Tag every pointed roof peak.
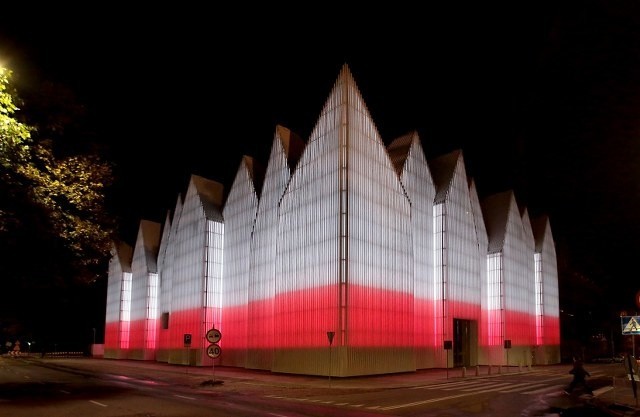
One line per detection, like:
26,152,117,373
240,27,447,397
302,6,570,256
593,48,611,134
388,131,422,176
335,62,357,89
339,62,353,77
275,125,304,169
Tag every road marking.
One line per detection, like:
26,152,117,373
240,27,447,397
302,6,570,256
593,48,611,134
381,393,472,410
266,378,570,412
415,380,482,389
499,383,548,393
442,381,495,390
461,382,512,391
268,414,290,417
59,390,71,394
382,380,566,411
174,394,195,400
523,384,565,394
89,400,107,407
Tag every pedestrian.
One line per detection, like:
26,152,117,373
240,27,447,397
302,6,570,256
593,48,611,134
564,359,593,395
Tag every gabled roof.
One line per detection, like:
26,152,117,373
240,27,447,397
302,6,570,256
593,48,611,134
241,155,266,197
531,215,551,252
276,124,304,170
387,131,418,176
429,149,462,204
173,193,183,220
157,209,172,271
304,63,382,148
139,219,161,273
481,190,513,254
191,174,224,222
468,178,488,251
111,240,133,273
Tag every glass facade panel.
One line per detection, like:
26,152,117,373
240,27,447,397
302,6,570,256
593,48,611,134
105,64,560,375
221,158,259,366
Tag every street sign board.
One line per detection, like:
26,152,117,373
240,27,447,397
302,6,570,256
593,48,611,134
183,333,192,347
621,316,640,335
206,328,222,344
207,343,221,358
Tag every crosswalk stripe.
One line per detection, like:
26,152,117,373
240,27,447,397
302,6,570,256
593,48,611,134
461,382,513,392
523,384,565,394
499,382,548,393
442,381,499,390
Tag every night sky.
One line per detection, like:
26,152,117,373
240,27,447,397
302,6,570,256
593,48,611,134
1,2,640,312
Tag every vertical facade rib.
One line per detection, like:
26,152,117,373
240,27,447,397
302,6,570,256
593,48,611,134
274,66,413,376
155,209,172,363
247,126,303,370
345,70,414,375
388,132,436,369
469,180,490,365
221,156,261,367
105,64,560,375
482,191,536,366
167,175,224,366
156,196,182,363
128,220,161,360
532,215,560,364
430,151,483,368
104,241,132,359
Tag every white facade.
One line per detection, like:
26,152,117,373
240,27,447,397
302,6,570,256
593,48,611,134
104,241,132,359
128,220,161,360
105,64,560,376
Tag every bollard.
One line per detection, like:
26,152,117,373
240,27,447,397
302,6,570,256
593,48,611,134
488,365,492,375
476,365,480,376
462,366,467,378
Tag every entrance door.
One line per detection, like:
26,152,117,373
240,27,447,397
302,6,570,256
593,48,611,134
453,319,471,367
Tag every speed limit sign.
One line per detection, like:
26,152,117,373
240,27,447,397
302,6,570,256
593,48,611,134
207,343,221,359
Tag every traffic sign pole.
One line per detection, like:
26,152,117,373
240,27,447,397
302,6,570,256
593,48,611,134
327,331,335,386
205,329,222,384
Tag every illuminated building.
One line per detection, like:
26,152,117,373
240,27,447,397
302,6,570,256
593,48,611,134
104,64,560,376
104,241,132,359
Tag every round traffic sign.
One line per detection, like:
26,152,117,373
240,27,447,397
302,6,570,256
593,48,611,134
207,343,221,358
206,328,222,343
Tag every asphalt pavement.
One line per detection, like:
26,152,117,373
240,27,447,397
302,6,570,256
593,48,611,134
7,354,640,416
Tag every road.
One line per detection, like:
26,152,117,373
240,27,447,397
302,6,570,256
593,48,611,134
0,356,636,416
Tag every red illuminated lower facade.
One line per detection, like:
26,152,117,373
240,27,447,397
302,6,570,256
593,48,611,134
104,64,560,376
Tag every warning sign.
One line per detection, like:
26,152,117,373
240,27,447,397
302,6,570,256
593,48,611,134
621,316,640,335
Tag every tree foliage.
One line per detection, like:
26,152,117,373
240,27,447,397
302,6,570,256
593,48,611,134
0,68,31,169
0,66,115,343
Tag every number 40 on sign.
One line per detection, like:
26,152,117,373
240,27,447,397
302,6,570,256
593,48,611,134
205,328,222,359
